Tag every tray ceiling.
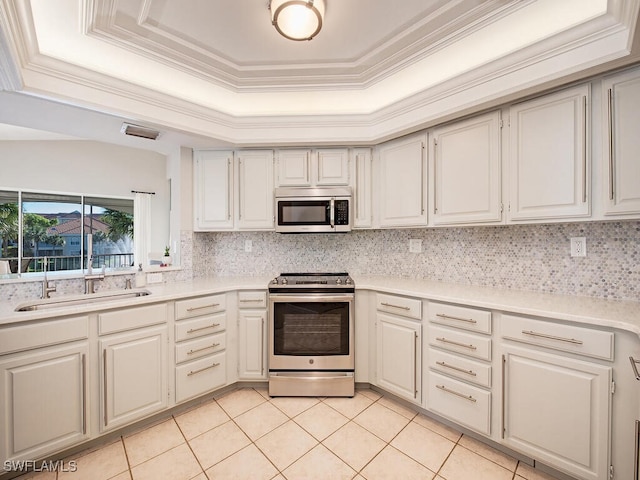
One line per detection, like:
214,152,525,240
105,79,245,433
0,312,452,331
0,0,639,148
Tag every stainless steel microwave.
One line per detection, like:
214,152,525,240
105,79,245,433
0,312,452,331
275,187,352,233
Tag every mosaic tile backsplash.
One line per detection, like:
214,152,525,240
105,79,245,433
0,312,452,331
2,222,638,302
193,221,640,302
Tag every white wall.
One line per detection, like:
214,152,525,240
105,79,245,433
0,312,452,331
0,139,170,257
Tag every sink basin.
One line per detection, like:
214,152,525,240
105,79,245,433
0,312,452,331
15,289,152,312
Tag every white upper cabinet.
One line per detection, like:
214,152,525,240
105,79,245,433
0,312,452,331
431,111,502,225
377,134,427,228
316,148,350,185
602,67,640,216
236,150,275,230
352,148,373,228
508,85,590,221
194,149,275,231
275,149,311,186
275,148,350,187
194,150,234,230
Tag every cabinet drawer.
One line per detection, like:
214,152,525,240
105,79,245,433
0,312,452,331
376,294,422,320
429,302,491,334
501,314,614,361
428,349,491,388
175,312,226,341
175,352,226,403
175,332,226,364
98,303,167,335
428,325,491,361
0,316,88,355
175,294,226,320
238,291,267,309
427,371,491,435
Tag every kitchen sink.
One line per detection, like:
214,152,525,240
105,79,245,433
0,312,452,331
14,289,152,312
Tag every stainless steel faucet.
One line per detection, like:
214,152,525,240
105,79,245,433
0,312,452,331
41,256,56,299
85,265,105,294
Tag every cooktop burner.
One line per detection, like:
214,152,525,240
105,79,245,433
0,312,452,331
269,272,354,293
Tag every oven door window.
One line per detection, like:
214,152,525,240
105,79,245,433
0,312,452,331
278,201,330,226
273,302,349,356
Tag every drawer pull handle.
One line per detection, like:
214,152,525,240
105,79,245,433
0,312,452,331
187,343,221,355
521,330,583,345
435,337,477,350
187,323,221,334
187,303,220,312
630,356,640,381
381,302,411,310
436,384,477,403
187,362,221,376
436,313,477,324
436,361,477,377
240,299,263,303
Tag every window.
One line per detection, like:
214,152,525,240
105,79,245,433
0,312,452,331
0,190,134,275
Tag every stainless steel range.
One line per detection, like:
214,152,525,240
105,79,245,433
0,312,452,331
268,272,355,397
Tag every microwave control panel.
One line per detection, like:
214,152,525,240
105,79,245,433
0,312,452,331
335,200,349,225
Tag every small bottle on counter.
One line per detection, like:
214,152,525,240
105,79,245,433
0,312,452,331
135,263,146,287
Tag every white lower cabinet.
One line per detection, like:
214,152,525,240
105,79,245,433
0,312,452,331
100,326,168,431
376,298,422,404
0,342,89,462
502,344,612,480
237,291,267,380
426,301,493,435
174,295,228,403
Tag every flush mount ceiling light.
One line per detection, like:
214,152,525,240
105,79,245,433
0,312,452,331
270,0,325,41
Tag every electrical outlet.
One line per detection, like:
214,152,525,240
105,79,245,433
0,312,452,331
409,239,422,253
570,237,586,257
146,272,163,284
244,240,252,252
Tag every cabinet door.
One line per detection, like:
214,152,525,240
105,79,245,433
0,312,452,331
353,148,372,228
376,313,421,403
316,148,350,185
238,310,267,380
276,149,311,186
432,111,502,225
0,343,88,462
378,134,427,227
100,326,168,431
237,150,274,230
194,150,234,230
602,68,640,216
502,345,611,480
508,85,590,221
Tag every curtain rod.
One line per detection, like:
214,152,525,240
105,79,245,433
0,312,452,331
131,190,156,195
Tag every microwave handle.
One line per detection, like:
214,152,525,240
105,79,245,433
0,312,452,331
330,198,335,229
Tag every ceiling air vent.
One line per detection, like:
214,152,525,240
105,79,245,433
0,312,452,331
120,123,160,140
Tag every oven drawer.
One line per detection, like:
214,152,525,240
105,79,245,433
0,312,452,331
175,294,226,320
428,349,491,388
175,312,226,341
501,314,614,360
428,325,491,361
175,332,226,364
238,291,267,309
175,352,226,403
376,294,422,320
429,302,491,334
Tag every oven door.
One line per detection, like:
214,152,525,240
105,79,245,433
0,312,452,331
269,294,354,371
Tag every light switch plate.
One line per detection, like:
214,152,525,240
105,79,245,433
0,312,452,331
244,240,253,252
409,239,422,253
570,237,586,257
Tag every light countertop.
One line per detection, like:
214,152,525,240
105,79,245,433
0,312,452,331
1,275,639,337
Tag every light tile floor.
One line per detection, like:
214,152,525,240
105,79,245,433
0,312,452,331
16,388,563,480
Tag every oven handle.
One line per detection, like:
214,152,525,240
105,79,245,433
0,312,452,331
269,294,354,303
